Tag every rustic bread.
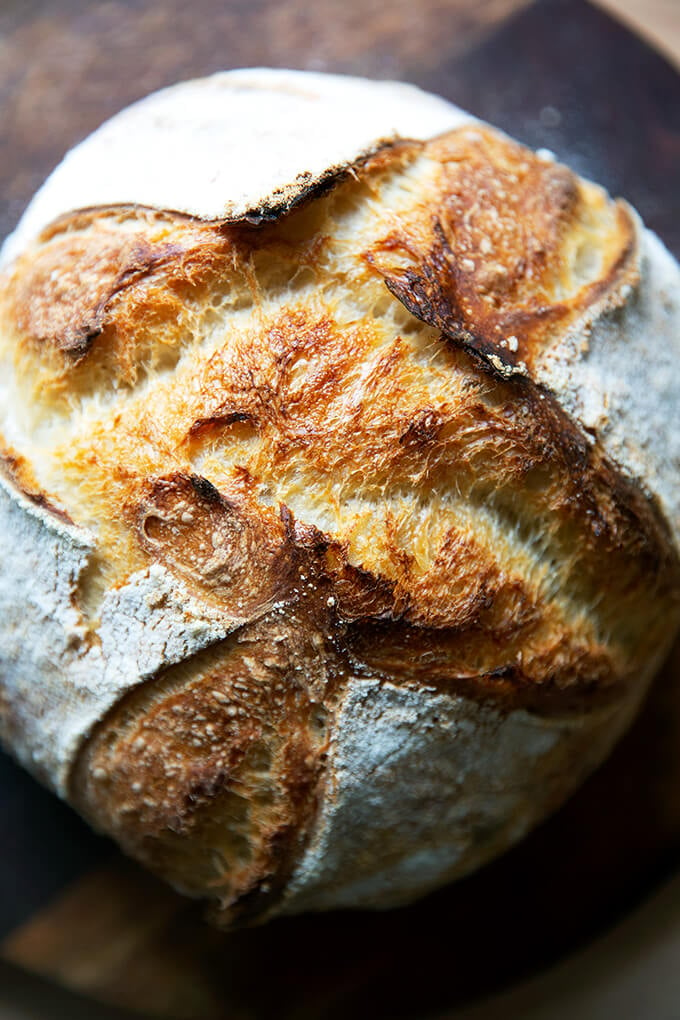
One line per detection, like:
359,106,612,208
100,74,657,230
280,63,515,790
0,69,678,925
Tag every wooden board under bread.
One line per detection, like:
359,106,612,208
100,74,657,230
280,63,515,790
0,0,679,1016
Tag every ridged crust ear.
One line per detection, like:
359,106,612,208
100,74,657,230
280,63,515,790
0,69,679,924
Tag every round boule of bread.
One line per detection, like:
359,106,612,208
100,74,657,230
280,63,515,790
0,69,678,926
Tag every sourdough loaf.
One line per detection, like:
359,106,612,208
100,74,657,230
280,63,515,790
0,69,678,924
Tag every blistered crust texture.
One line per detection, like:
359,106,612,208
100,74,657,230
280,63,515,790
0,70,679,923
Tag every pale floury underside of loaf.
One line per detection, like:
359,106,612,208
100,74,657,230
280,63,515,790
0,70,678,924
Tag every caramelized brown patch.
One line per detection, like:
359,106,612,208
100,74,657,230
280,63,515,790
187,411,259,443
321,543,397,623
72,609,336,925
344,620,620,715
135,473,297,618
367,126,638,378
4,209,240,400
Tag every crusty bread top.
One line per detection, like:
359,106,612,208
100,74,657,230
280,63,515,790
1,100,678,717
0,70,679,921
1,70,678,553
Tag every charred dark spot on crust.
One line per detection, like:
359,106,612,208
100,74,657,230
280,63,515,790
238,138,420,227
0,448,74,524
186,473,224,506
241,165,347,226
187,410,259,441
374,218,531,379
399,408,444,448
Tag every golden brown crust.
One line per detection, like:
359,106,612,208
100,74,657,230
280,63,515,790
0,447,74,524
9,211,213,358
366,128,638,377
72,609,335,925
2,122,679,922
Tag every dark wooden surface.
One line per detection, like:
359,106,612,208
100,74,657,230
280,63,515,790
0,1,679,1016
